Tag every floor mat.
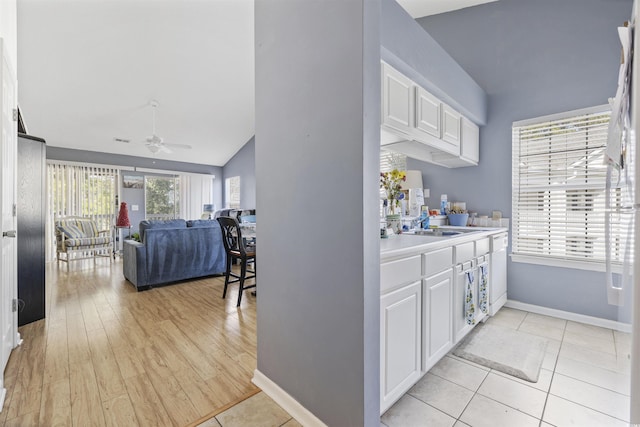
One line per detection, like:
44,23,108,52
453,323,548,382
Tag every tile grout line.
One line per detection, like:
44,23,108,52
537,314,568,427
453,368,490,425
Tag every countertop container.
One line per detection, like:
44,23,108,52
448,213,469,226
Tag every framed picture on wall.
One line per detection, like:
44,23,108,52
123,174,144,189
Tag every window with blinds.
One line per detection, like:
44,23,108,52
225,176,241,209
380,150,407,173
47,162,118,260
512,105,629,268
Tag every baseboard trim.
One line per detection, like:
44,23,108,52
0,388,6,414
252,369,327,427
505,300,632,333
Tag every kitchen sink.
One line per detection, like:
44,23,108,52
406,228,478,237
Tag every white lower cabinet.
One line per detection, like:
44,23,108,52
490,233,508,315
422,268,453,372
380,231,507,413
380,281,422,412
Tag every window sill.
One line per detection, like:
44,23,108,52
510,253,624,274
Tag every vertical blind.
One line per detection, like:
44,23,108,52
512,106,630,265
225,176,241,209
179,173,215,220
46,162,118,260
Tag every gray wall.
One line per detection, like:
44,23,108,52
255,1,380,425
414,0,633,321
47,146,224,228
120,172,145,234
222,136,255,209
380,0,487,125
47,146,223,176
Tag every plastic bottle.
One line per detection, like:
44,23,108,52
440,194,448,215
420,205,430,230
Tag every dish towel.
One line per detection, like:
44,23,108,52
465,271,476,325
479,265,488,314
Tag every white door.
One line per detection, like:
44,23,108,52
0,38,17,380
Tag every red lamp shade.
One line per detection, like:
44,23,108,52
116,202,131,227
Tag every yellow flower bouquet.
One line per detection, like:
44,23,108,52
380,169,406,215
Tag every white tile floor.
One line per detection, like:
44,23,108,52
381,307,632,427
198,307,632,427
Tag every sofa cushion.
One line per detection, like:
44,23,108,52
64,236,112,248
186,219,219,228
56,224,84,239
139,219,187,241
78,219,100,237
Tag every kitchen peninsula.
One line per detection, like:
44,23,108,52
380,226,508,413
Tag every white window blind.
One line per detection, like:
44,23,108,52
512,106,630,267
46,162,118,261
225,176,241,209
179,173,215,220
380,150,407,173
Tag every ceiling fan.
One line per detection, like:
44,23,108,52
140,100,192,154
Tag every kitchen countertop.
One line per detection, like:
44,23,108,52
380,226,508,262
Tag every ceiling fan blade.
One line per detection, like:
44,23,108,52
163,143,192,150
146,134,163,144
145,143,161,154
159,145,172,154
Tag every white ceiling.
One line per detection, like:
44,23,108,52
16,0,493,168
18,0,255,167
395,0,498,18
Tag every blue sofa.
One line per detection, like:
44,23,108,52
123,219,226,290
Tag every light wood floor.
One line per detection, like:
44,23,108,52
1,259,258,427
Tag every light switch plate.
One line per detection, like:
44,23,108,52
132,205,139,211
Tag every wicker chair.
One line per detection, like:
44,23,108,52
54,217,112,270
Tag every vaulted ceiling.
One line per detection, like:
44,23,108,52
17,0,496,167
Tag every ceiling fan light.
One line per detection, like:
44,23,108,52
147,145,160,154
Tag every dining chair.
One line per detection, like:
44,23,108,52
217,216,256,307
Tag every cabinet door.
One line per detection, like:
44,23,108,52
441,104,461,149
415,86,440,138
460,116,479,164
423,269,453,372
380,281,422,412
490,236,508,315
381,62,413,136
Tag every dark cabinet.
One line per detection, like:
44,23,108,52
17,133,46,326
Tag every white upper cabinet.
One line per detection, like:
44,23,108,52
461,116,480,164
441,104,461,148
431,116,479,167
415,86,441,139
380,61,479,168
381,62,414,136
